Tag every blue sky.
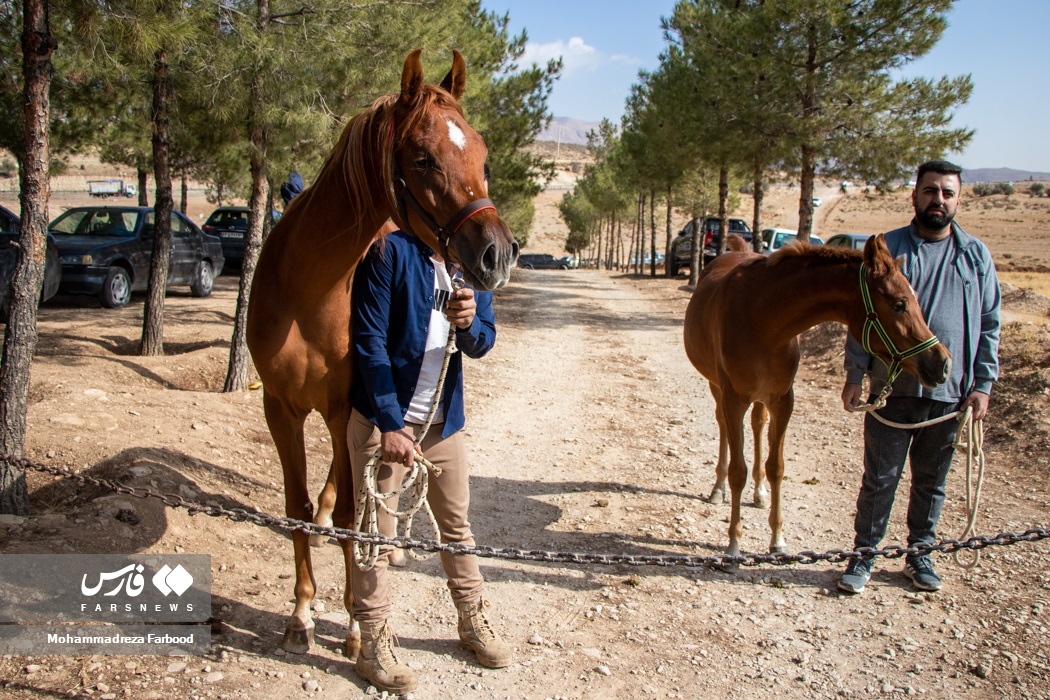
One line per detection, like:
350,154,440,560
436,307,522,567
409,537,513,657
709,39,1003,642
481,0,1050,172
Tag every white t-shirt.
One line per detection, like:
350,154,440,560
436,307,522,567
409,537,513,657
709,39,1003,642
405,260,456,424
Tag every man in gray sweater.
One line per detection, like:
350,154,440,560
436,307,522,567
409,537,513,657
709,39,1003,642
838,160,1001,594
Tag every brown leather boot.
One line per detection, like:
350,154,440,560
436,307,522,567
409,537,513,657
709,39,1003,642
456,598,512,668
354,620,418,693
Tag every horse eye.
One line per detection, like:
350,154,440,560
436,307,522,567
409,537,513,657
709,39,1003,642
415,153,436,170
892,300,907,313
483,163,491,183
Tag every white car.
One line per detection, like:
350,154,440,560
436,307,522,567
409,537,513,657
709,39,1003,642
761,228,824,254
811,196,823,207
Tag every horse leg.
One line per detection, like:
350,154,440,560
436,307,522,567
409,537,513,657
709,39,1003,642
263,391,317,654
719,392,750,572
310,464,337,548
751,403,769,509
765,390,794,554
325,410,362,662
707,385,729,504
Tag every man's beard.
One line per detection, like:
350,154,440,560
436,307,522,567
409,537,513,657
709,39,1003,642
916,205,954,230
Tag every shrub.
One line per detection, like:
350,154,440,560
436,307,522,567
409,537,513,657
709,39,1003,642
1029,183,1046,197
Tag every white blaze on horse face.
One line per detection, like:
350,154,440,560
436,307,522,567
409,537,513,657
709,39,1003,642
446,118,467,151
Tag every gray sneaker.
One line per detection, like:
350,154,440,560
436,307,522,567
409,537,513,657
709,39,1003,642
838,557,873,594
903,555,942,592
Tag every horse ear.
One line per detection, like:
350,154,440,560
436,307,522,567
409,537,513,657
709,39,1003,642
439,49,467,101
863,233,893,277
400,48,425,104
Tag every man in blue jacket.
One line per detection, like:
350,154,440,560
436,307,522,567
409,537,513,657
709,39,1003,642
839,160,1001,595
349,228,510,693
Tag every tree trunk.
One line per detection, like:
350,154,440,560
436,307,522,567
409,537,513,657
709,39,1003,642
717,166,729,256
798,23,819,239
0,0,54,515
613,215,621,272
752,167,764,253
595,214,602,270
180,169,188,214
648,189,656,277
224,18,269,391
688,214,701,288
140,48,174,356
798,144,816,238
137,168,148,207
664,183,673,277
629,193,639,274
637,196,645,275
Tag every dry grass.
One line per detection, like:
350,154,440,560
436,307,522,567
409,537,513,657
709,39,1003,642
1000,271,1050,298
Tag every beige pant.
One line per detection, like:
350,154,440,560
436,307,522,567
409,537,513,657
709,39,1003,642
349,408,484,623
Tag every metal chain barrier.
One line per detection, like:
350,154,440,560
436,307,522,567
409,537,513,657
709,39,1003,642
9,457,1048,570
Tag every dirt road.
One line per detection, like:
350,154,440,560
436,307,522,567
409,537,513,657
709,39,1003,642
1,267,1049,699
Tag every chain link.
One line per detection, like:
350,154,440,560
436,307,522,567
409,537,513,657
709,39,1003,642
10,457,1050,569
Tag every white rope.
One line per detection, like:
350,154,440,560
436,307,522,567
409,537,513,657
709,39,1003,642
352,277,462,571
848,401,986,569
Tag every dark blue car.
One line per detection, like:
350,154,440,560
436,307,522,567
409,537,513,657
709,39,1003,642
201,206,280,267
49,206,225,308
0,204,62,322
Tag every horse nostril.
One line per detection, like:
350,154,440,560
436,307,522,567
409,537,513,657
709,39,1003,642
941,358,951,382
481,243,497,273
510,241,520,262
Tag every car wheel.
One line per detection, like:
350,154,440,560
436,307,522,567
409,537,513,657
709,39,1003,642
190,260,214,297
99,267,131,308
521,264,533,270
668,258,679,276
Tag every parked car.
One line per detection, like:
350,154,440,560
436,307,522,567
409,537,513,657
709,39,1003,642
824,232,873,251
668,217,753,275
760,228,824,254
517,253,575,270
201,206,280,266
811,196,823,207
49,206,225,308
0,204,61,322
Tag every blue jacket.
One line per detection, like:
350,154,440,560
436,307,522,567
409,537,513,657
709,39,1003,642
350,230,496,439
845,220,1001,399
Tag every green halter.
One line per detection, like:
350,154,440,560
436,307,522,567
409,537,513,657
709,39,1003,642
859,262,941,387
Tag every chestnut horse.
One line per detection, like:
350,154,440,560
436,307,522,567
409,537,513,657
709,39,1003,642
246,50,517,656
684,235,951,566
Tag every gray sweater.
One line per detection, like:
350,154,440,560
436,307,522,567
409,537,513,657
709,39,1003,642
844,221,1001,401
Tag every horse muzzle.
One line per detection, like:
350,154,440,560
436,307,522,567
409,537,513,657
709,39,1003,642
914,344,952,388
452,218,518,290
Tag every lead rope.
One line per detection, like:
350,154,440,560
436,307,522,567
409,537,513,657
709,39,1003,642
353,275,465,571
848,401,986,568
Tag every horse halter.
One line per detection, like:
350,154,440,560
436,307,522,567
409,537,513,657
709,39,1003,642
392,171,496,261
858,262,941,387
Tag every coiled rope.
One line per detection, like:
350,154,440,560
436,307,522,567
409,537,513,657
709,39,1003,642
850,392,986,568
352,276,463,571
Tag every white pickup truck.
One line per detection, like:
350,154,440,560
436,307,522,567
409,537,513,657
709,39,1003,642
87,179,137,199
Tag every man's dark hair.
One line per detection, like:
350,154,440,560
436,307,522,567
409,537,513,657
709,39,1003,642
916,160,963,184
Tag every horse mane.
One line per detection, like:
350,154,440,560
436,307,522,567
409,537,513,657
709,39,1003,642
766,240,861,267
290,84,465,241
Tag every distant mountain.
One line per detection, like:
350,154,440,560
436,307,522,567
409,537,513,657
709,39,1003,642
964,167,1050,183
537,116,603,146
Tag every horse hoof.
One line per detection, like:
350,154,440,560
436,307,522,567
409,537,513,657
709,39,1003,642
753,493,769,509
308,534,330,548
388,548,408,568
281,621,315,654
714,560,740,574
707,489,726,505
346,620,361,662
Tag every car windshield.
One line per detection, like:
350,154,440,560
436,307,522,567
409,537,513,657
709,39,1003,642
51,209,140,237
206,210,249,227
